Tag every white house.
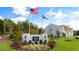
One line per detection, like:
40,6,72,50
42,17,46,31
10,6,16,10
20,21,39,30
44,24,73,37
60,25,73,37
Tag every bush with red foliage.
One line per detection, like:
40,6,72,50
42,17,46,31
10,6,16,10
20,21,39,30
48,41,56,49
10,41,24,49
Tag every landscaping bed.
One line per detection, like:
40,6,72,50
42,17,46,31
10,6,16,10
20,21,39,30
19,44,50,51
1,37,79,51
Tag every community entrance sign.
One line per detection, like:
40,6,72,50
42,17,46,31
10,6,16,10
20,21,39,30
22,33,48,44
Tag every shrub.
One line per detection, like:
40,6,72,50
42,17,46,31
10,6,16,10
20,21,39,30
40,40,42,44
29,40,32,44
50,34,54,39
43,40,47,44
22,40,28,45
75,36,79,39
9,33,15,41
35,41,38,44
10,41,23,49
63,32,66,37
48,41,56,49
9,31,22,41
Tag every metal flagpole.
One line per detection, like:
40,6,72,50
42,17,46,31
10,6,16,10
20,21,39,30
29,15,30,34
42,16,43,34
4,19,5,37
42,16,44,41
29,14,31,34
34,15,36,34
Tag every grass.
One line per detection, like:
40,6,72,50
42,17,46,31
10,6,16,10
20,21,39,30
50,37,79,51
0,39,15,51
0,43,15,51
0,37,79,51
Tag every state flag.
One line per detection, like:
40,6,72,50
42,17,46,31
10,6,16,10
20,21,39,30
42,15,48,20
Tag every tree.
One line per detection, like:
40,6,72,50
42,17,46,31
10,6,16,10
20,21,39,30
38,28,44,34
0,18,44,41
64,25,70,32
22,20,29,33
73,30,79,36
73,30,77,36
50,34,54,39
4,18,14,35
76,30,79,36
0,19,4,35
9,31,22,41
63,32,66,37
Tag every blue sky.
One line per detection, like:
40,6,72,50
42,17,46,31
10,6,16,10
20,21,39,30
0,7,79,30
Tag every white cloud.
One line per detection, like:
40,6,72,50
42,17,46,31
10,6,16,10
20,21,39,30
55,19,62,23
11,16,26,23
12,7,30,16
71,11,79,15
32,18,49,28
45,10,56,16
0,16,3,19
45,9,67,20
45,10,67,25
56,21,67,25
37,22,49,29
54,10,66,19
68,19,79,30
56,19,79,30
42,9,79,30
12,7,30,23
71,11,79,17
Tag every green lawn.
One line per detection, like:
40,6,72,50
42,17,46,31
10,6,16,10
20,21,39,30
0,37,79,51
50,37,79,51
0,41,15,51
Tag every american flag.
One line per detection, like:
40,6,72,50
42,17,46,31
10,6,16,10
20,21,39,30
30,8,38,14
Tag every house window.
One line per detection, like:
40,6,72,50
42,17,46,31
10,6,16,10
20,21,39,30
44,36,46,39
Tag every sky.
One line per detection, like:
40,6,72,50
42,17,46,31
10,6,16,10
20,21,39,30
0,7,79,30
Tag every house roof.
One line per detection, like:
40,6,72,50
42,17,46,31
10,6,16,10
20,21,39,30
45,24,73,31
45,23,59,29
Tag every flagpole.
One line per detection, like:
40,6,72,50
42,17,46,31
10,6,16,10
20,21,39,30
29,8,38,34
29,15,30,34
42,15,48,34
42,16,43,34
4,18,5,37
42,15,44,41
29,14,31,34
